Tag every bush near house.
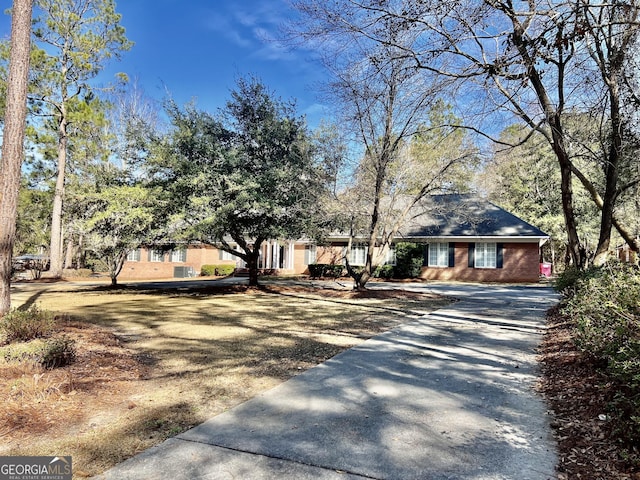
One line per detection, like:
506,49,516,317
308,264,345,279
308,264,324,278
324,265,344,277
200,265,236,277
557,263,640,464
311,243,423,280
373,264,394,279
393,243,424,279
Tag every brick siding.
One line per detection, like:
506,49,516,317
419,242,540,283
119,246,235,280
119,241,542,283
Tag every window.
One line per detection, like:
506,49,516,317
220,248,238,261
349,245,367,266
475,242,497,268
149,249,164,262
126,249,141,262
304,245,317,265
171,249,187,262
428,243,450,267
384,245,396,265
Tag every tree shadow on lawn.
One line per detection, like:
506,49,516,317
87,282,451,326
53,401,201,478
5,281,452,477
66,290,401,375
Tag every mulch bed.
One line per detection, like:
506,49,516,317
537,305,640,480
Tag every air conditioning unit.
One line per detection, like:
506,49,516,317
173,266,195,278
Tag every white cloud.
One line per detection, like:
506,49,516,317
204,14,253,48
202,1,298,62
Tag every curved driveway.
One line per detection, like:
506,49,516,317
96,282,559,480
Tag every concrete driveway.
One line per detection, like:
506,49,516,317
95,282,559,480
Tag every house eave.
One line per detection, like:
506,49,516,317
320,234,550,246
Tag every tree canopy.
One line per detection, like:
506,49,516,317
292,0,640,269
29,0,132,277
156,77,324,286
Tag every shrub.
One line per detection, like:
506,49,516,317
200,265,215,276
373,264,394,279
2,338,48,363
1,306,55,344
38,336,76,369
564,264,640,379
394,242,424,279
308,264,325,278
325,264,345,278
308,264,344,278
215,265,235,276
554,266,602,296
561,263,640,455
201,265,235,277
2,336,76,369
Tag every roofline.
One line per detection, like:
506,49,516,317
322,235,550,246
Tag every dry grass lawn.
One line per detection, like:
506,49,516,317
1,279,449,478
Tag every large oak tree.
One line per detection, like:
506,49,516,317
156,77,323,287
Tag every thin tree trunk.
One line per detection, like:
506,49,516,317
76,234,84,268
0,0,34,316
49,112,68,278
593,65,623,266
64,237,74,269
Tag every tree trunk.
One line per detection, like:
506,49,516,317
64,237,74,269
570,164,640,255
0,0,33,317
509,20,584,269
109,252,127,287
593,66,623,266
76,234,84,268
557,146,585,268
247,252,260,287
49,106,68,278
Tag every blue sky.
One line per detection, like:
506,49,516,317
1,0,330,127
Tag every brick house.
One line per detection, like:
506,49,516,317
119,241,303,280
120,195,548,283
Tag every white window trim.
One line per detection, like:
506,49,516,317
304,244,317,265
127,249,141,262
149,249,164,262
221,249,238,261
384,246,396,266
475,242,497,269
171,249,187,263
349,244,368,266
428,242,449,268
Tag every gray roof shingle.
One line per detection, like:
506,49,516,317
401,194,548,239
